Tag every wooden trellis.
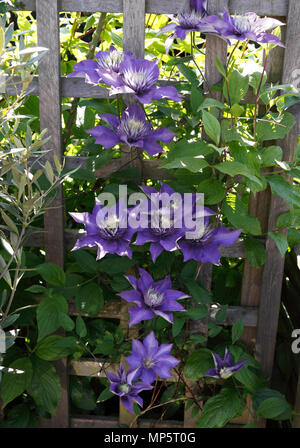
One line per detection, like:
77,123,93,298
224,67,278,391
9,0,300,428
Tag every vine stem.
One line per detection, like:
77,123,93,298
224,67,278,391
253,50,269,142
190,32,209,91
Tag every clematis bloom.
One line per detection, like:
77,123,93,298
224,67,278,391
68,45,129,84
99,55,182,104
204,348,248,379
126,332,179,383
87,102,176,156
119,268,188,326
107,364,153,413
205,12,285,47
69,198,135,260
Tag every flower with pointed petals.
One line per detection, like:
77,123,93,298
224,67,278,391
119,268,188,326
134,183,186,263
178,212,242,265
100,56,182,104
126,332,179,383
68,45,130,84
158,5,214,53
106,364,153,413
87,103,176,156
205,12,285,47
204,348,248,379
69,198,135,260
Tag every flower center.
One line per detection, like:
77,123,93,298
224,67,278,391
219,367,233,379
98,214,121,239
123,69,148,92
233,16,252,34
178,11,202,29
143,356,154,368
120,383,130,394
118,117,149,141
190,225,213,245
144,288,164,308
103,50,124,71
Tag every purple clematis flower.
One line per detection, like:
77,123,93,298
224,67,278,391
178,213,242,265
87,103,176,156
107,364,153,413
119,268,188,326
134,183,186,263
205,12,285,47
69,198,135,260
204,348,248,379
68,45,129,84
158,4,214,53
125,332,179,383
99,55,182,104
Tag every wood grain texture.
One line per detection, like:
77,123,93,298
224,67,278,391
16,0,289,16
36,0,68,428
123,0,145,58
5,75,259,103
256,0,300,382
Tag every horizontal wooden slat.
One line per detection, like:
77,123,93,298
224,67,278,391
5,76,259,103
24,227,246,258
68,300,257,326
15,0,289,16
70,416,183,428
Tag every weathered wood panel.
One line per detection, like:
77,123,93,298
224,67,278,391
16,0,289,16
36,0,68,428
70,416,183,428
256,0,300,382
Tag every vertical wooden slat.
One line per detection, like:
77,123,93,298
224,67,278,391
256,0,300,382
36,0,68,428
119,0,146,427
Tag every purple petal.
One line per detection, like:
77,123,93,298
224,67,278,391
120,396,134,413
141,368,156,384
71,234,98,251
150,242,164,263
153,309,173,324
158,22,177,35
224,348,233,366
132,339,147,359
138,268,154,291
213,227,242,247
159,299,185,312
152,85,182,102
100,113,120,129
151,128,176,143
212,353,224,371
106,371,119,383
155,344,173,358
135,230,157,246
87,125,121,148
143,331,159,357
118,289,143,305
164,289,189,300
204,368,219,378
153,363,173,379
128,306,154,326
142,137,164,156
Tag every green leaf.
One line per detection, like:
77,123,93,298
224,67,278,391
214,54,227,78
184,348,214,380
75,282,104,317
25,285,47,294
162,156,208,172
197,179,226,205
190,87,204,113
257,397,292,420
223,203,261,235
256,112,296,142
224,69,249,105
185,280,212,304
235,366,266,394
97,387,114,403
268,176,300,207
0,358,32,408
232,318,244,344
71,378,97,411
288,228,300,247
197,388,244,428
260,146,283,167
73,250,99,273
202,110,221,145
268,232,289,257
215,161,263,187
177,64,198,86
27,357,61,415
35,335,74,361
58,312,75,331
244,237,266,268
98,255,135,274
37,294,68,340
37,263,65,286
76,315,87,338
94,332,115,355
172,314,186,338
185,306,210,320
